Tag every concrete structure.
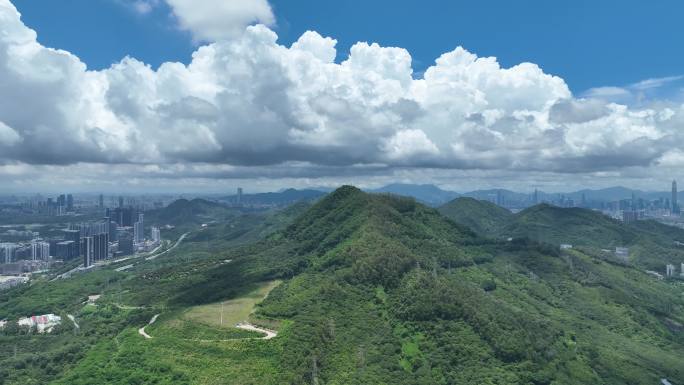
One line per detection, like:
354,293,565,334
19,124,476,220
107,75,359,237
31,241,50,261
681,263,684,277
673,180,679,214
1,243,18,264
134,213,144,244
83,236,94,268
0,276,28,290
56,241,77,260
666,264,676,277
17,314,61,333
151,226,161,244
615,247,629,261
118,231,134,256
560,244,573,250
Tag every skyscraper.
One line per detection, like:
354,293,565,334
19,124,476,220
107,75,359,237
83,236,94,268
134,213,144,244
151,227,161,243
66,194,73,211
31,241,50,261
237,187,243,204
99,194,104,209
672,180,679,214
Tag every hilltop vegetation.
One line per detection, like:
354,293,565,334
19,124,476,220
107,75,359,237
2,187,684,384
145,198,239,227
441,199,684,270
438,197,512,237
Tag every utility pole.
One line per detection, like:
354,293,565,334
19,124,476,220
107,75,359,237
220,302,224,326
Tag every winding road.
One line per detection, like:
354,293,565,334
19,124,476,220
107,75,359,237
146,232,189,261
138,314,160,339
236,323,278,340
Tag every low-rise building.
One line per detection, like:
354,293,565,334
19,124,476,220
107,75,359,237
17,313,61,333
615,247,630,261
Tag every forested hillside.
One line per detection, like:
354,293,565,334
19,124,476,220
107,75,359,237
438,197,513,237
441,199,684,271
1,187,683,384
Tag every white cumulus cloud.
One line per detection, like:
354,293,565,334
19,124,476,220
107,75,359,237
1,0,684,190
165,0,275,42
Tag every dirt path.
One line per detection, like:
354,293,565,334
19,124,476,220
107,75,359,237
236,322,277,340
138,314,160,339
67,314,79,330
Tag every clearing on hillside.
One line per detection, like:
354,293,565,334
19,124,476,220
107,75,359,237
182,280,281,329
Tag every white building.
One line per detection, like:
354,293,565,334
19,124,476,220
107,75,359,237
615,247,630,261
0,243,18,264
666,264,676,277
0,276,28,290
17,314,61,333
151,226,161,244
681,263,684,277
83,236,94,267
31,241,50,261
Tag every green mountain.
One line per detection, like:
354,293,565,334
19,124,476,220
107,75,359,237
145,198,240,226
2,187,683,384
503,203,634,246
438,197,513,237
371,183,460,206
441,198,684,271
501,204,684,270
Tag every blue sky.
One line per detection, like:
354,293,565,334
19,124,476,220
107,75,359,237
13,0,684,94
2,0,684,193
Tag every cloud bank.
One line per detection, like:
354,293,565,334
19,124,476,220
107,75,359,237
1,0,684,191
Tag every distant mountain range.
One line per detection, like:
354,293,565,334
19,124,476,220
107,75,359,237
369,183,460,206
195,184,682,209
367,184,684,207
221,188,325,206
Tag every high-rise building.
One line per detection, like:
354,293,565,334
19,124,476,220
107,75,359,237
151,227,161,243
1,243,18,264
106,207,136,227
31,241,50,261
83,236,94,267
134,213,144,244
66,194,74,211
672,180,679,214
62,229,81,257
99,194,104,209
118,196,124,208
666,264,676,277
118,231,134,256
56,241,77,260
237,187,243,204
93,233,109,261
